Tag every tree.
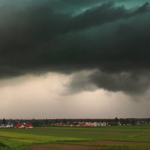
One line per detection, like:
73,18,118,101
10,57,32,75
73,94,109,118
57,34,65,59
131,120,136,125
45,118,49,125
32,121,41,127
125,119,129,124
120,118,126,125
62,119,67,124
3,118,6,124
55,119,59,123
115,117,118,122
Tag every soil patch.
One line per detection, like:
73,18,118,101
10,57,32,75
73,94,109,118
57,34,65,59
27,144,107,150
27,141,150,150
88,141,150,146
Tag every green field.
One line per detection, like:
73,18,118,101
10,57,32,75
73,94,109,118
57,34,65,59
0,125,150,149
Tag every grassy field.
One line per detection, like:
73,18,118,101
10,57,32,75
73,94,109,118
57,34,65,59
0,125,150,149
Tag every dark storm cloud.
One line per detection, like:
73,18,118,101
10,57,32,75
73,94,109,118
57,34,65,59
66,2,150,31
63,71,98,95
62,0,102,6
62,0,130,5
89,71,150,96
1,0,150,96
65,69,150,96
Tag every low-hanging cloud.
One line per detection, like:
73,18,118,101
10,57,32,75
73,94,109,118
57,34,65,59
89,71,150,96
1,0,150,96
63,70,98,95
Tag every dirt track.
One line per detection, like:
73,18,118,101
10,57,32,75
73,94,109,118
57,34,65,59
27,141,150,150
89,141,150,146
27,144,106,150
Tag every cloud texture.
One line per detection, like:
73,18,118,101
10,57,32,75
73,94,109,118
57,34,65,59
1,0,150,96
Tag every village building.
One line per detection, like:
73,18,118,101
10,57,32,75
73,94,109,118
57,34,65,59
26,124,34,129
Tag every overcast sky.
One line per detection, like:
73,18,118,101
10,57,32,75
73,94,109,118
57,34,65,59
1,0,150,119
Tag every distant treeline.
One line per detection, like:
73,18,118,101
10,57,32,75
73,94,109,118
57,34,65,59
1,117,149,127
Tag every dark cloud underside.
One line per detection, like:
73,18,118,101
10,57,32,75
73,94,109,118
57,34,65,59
1,0,150,96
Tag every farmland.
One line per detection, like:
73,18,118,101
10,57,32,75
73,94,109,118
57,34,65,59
0,125,150,149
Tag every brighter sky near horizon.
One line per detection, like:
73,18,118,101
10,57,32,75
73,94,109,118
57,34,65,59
0,72,149,119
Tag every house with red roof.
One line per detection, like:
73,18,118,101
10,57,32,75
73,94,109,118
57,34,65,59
18,124,25,129
26,124,34,129
14,123,20,128
14,123,25,129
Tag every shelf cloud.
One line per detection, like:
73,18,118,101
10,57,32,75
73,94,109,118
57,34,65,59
1,0,150,96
